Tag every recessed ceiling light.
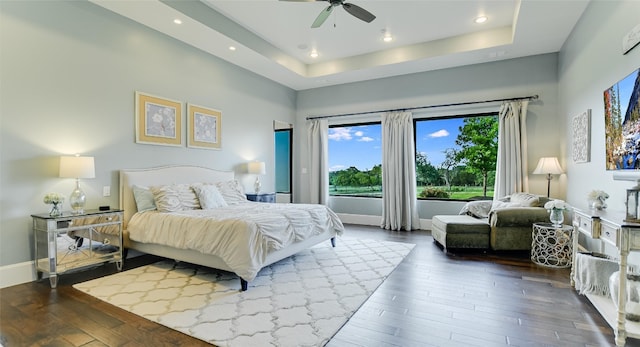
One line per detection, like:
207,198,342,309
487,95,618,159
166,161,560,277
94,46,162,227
474,16,488,24
229,46,236,51
310,50,319,58
383,33,393,42
173,19,182,25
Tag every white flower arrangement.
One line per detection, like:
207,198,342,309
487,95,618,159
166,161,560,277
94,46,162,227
588,190,609,201
43,192,65,205
544,199,570,210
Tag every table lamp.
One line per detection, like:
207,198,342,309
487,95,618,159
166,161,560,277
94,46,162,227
533,157,564,198
59,155,95,214
248,161,266,194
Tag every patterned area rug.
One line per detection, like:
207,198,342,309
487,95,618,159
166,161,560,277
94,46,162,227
73,238,415,347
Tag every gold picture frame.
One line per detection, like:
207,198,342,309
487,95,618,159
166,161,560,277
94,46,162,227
187,103,221,150
135,91,183,146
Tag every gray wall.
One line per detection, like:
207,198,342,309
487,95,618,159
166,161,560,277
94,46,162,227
0,1,296,267
295,53,562,218
559,0,640,212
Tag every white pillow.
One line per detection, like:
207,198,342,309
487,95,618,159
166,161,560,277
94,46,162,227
459,200,493,218
150,184,200,212
132,185,156,212
215,180,247,205
192,185,228,209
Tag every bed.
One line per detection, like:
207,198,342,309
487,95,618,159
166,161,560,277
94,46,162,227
119,165,344,291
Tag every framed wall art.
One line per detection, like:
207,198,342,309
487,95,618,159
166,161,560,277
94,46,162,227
135,91,183,146
187,103,221,150
572,109,591,163
604,67,640,171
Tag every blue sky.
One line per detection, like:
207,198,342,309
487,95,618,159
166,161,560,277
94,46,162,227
616,68,638,118
328,118,465,172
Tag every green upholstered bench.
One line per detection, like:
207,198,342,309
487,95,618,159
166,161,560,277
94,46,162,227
431,214,491,250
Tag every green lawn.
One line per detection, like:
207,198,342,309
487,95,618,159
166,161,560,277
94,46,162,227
329,185,493,200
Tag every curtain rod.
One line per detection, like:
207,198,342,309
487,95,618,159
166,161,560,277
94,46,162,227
305,95,539,121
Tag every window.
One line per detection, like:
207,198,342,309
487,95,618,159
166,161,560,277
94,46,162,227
327,113,498,200
414,113,498,200
328,123,382,197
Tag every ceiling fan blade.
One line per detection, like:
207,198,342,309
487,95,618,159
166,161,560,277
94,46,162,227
311,5,333,28
342,3,376,23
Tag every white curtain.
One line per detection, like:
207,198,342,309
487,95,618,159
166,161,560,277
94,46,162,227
307,119,329,205
494,100,530,199
381,111,420,231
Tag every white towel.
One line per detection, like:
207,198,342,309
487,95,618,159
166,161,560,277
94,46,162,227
574,252,619,297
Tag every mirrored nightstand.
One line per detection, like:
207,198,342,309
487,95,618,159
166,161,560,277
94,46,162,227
31,209,123,288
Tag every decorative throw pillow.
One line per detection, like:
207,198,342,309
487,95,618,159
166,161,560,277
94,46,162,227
132,185,156,212
459,200,493,218
150,184,200,212
509,192,540,207
192,184,228,209
215,180,247,205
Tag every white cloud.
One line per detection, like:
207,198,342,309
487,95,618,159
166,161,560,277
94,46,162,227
354,131,364,137
328,128,352,141
358,136,374,142
329,165,346,172
429,129,449,138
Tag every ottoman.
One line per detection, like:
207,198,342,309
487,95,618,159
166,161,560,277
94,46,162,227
431,215,491,250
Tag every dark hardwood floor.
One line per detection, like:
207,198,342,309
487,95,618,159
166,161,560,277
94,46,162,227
0,224,634,346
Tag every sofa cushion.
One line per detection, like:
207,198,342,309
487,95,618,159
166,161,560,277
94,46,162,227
509,193,540,207
432,215,490,234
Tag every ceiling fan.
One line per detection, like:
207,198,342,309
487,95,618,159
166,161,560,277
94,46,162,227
281,0,376,28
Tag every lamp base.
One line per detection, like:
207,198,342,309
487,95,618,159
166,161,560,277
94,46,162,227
69,180,86,215
254,176,261,194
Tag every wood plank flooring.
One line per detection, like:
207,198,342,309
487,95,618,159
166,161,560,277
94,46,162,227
0,224,635,346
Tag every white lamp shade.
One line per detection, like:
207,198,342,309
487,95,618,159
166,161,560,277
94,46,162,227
59,156,95,179
248,161,266,175
533,157,564,175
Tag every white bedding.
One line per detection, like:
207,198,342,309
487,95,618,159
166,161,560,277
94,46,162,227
127,201,344,281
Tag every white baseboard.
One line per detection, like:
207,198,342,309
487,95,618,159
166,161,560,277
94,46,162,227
0,260,37,289
337,213,431,231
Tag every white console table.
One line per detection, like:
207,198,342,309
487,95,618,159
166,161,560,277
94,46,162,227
572,208,640,346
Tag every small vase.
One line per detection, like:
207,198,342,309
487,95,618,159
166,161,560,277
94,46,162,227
49,203,61,217
590,197,607,210
549,208,564,227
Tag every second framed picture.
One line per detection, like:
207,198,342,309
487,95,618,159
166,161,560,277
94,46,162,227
187,104,222,149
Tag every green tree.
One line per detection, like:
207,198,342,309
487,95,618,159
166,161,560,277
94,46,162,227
440,148,458,191
415,152,440,186
334,166,360,191
369,164,382,189
454,116,498,196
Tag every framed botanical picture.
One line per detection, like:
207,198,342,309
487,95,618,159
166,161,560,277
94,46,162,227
135,91,183,146
572,109,591,163
187,103,222,149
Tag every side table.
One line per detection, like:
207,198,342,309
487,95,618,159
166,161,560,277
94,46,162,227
246,192,276,203
32,209,123,288
531,222,573,268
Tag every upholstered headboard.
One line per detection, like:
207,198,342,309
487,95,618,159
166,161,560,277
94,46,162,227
119,165,234,228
